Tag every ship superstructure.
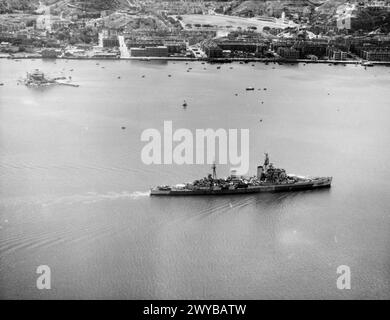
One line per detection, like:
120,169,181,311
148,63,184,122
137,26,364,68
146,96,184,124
150,154,332,196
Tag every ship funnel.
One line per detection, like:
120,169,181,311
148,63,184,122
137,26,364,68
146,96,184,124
257,166,263,178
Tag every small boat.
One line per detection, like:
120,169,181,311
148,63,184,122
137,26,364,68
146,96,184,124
362,61,374,67
182,100,187,107
246,87,255,91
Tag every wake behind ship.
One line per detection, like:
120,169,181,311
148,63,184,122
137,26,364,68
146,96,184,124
150,154,332,196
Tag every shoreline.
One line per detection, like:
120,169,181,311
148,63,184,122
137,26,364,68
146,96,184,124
1,55,390,65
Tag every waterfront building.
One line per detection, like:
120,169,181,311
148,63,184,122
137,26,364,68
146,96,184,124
216,40,268,55
41,48,61,58
362,48,390,61
349,36,390,56
92,52,119,58
164,40,187,54
64,48,86,58
298,39,329,58
130,46,169,57
326,46,348,60
200,39,223,58
270,39,296,51
277,47,300,59
103,37,119,48
126,39,164,48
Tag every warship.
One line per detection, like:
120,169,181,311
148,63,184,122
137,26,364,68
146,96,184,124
150,154,332,196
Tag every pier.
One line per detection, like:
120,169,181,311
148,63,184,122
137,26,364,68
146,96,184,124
118,35,130,59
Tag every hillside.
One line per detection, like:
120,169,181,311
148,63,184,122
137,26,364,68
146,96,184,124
227,0,318,17
0,0,40,13
67,0,122,12
0,0,131,14
0,0,342,17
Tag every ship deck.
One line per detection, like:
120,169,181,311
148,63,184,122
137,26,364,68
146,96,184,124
150,177,332,196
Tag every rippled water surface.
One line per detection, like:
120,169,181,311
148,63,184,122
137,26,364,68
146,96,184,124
0,59,390,299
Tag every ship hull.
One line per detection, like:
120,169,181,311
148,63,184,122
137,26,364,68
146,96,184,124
150,177,332,196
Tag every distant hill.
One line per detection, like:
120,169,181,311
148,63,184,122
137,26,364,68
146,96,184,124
67,0,122,12
0,0,131,14
227,0,319,17
0,0,40,13
0,0,218,15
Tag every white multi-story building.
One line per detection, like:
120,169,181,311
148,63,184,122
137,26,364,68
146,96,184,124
336,3,358,30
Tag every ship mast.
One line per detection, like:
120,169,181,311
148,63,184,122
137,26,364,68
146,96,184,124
264,153,269,171
212,162,217,180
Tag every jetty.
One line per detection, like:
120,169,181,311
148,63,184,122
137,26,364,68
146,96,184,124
24,69,79,87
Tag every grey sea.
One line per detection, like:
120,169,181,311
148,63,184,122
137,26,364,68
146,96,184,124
0,59,389,299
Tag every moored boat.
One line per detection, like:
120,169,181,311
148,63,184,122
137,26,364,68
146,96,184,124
362,61,374,67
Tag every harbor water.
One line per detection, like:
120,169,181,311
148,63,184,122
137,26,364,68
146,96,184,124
0,59,389,299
